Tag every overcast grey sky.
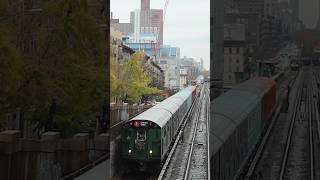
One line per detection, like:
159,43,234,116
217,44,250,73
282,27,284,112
299,0,318,28
110,0,210,70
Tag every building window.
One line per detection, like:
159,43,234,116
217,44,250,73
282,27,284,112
236,48,240,53
229,57,232,63
236,66,239,72
236,59,239,63
229,48,232,54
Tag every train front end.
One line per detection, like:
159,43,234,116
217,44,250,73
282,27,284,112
121,120,161,171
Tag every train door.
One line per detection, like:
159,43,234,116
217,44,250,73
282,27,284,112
178,106,182,125
167,125,170,145
136,129,147,151
161,129,163,158
147,126,161,159
163,125,168,154
170,116,174,140
169,120,172,141
176,110,180,130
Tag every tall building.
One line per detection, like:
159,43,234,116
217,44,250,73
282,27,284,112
158,57,201,90
141,0,150,10
291,0,299,22
225,0,264,15
279,1,294,34
150,9,164,45
111,0,163,45
160,45,180,58
200,58,204,71
211,0,224,98
223,24,249,87
130,0,164,45
317,0,320,29
264,0,280,18
225,0,285,59
224,0,264,57
260,0,283,57
158,58,181,89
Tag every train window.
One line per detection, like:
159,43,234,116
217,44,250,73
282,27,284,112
137,129,146,141
140,121,148,127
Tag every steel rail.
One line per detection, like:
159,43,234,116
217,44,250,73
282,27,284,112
184,84,209,180
314,69,320,142
279,71,304,180
241,70,299,179
206,84,211,180
309,72,315,180
157,86,202,180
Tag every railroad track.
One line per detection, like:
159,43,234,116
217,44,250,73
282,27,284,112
240,69,301,179
279,67,313,180
158,83,209,180
241,66,320,180
114,86,203,180
184,84,210,180
311,67,320,179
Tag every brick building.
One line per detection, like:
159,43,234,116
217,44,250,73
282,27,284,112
224,24,249,87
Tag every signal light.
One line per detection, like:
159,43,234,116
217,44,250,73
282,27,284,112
149,150,152,154
128,149,132,154
148,122,154,127
133,121,140,128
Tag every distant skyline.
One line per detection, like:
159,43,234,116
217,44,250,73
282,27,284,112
110,0,210,70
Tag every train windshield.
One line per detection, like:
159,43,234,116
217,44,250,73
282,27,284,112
137,129,146,141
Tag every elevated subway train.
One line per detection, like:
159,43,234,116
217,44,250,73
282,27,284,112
210,77,276,180
121,86,197,171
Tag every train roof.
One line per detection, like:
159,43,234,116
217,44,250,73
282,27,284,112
168,86,195,102
210,78,274,155
181,86,196,93
233,77,275,98
130,108,172,127
128,86,195,128
152,97,183,114
210,90,258,155
213,90,259,124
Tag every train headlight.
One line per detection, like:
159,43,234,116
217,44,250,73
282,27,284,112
128,149,132,154
149,150,152,154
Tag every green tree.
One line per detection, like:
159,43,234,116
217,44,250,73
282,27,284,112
110,56,120,100
0,0,22,129
0,33,22,129
111,52,159,104
0,0,108,137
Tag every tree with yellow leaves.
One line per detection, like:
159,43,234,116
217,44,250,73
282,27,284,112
110,52,159,104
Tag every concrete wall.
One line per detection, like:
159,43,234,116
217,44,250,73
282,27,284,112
110,103,153,127
0,130,109,180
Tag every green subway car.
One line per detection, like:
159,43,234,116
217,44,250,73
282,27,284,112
121,86,196,171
